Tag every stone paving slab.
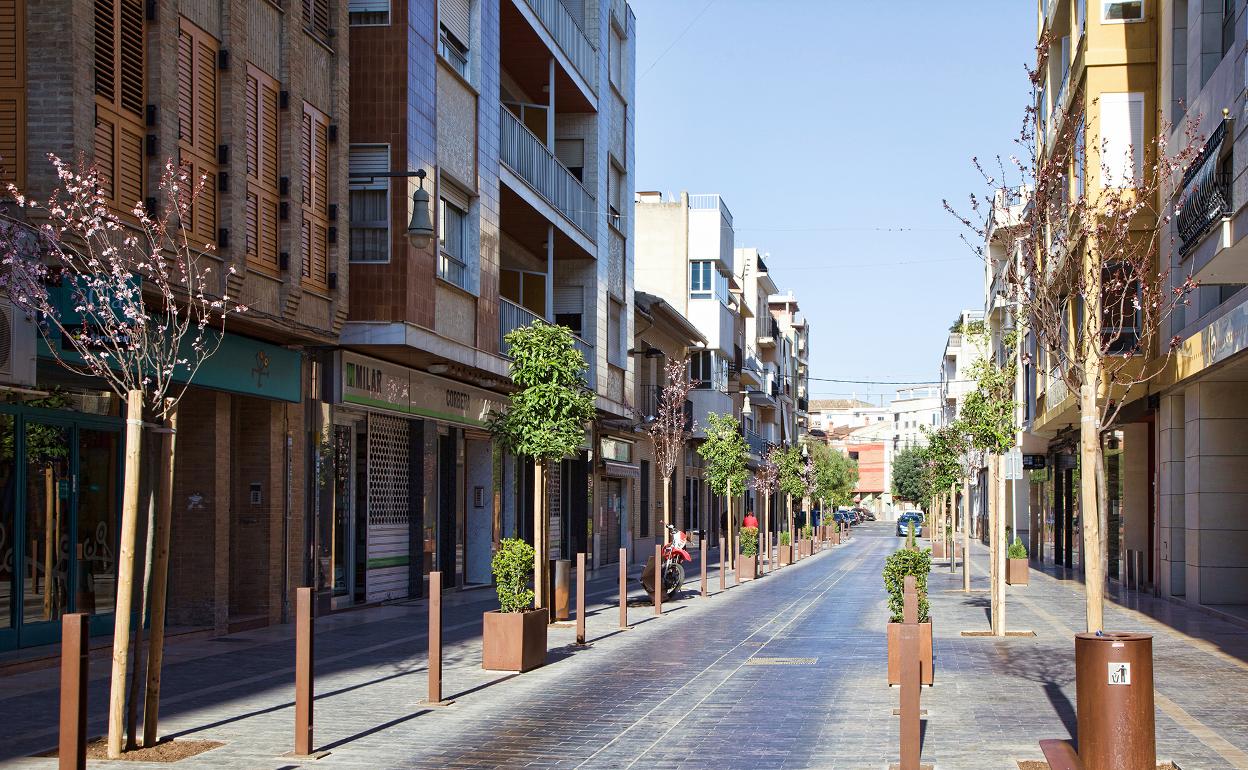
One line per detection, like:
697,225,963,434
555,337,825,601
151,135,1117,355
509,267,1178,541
1,528,1247,769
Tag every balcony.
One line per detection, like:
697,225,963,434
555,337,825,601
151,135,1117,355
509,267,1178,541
638,383,658,419
500,106,597,242
1178,120,1232,259
500,298,596,388
745,428,767,458
518,0,598,95
688,194,735,270
757,317,779,348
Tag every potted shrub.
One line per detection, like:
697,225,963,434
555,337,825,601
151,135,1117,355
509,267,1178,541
778,531,792,566
482,538,548,672
1006,537,1029,585
799,524,814,557
884,545,934,685
738,526,759,581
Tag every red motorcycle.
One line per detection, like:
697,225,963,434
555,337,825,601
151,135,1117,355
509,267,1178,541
642,524,692,600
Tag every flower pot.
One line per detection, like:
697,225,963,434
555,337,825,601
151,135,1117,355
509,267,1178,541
482,608,548,672
799,539,812,557
1006,558,1029,585
778,545,792,566
739,554,757,581
831,531,841,545
932,540,946,558
920,527,930,540
887,620,934,686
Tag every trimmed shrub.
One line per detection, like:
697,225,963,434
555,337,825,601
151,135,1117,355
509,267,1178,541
1008,536,1027,560
779,531,791,546
740,526,759,557
883,546,932,623
492,538,535,613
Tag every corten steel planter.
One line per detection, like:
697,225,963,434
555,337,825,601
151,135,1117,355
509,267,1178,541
1006,558,1029,585
886,620,933,686
799,539,812,557
831,531,841,545
738,554,757,581
482,609,548,672
778,545,792,566
920,526,930,540
1075,632,1155,770
932,540,946,558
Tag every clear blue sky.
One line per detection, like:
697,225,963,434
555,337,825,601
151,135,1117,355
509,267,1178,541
631,0,1036,404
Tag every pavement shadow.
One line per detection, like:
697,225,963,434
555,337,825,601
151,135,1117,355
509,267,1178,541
998,648,1078,742
316,707,432,752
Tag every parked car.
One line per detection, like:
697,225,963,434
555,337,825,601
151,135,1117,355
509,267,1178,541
855,507,876,522
896,512,924,537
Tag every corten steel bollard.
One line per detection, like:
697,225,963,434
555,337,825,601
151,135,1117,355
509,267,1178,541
700,538,708,597
654,544,663,615
718,537,726,591
619,549,628,629
424,572,452,706
295,586,314,756
1075,632,1155,770
734,546,740,586
896,576,926,770
59,613,88,770
575,553,587,645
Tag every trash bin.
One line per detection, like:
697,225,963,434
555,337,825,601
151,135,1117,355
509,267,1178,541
1075,631,1155,770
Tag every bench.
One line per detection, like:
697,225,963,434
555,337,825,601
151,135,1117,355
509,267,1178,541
1039,739,1084,770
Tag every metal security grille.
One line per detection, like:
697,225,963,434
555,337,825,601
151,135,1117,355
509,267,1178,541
745,657,817,666
367,414,409,526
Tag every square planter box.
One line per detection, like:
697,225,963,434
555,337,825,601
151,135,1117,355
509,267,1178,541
739,554,758,581
886,620,934,686
799,540,812,557
920,527,930,540
1006,558,1029,585
932,540,946,558
778,545,793,566
482,609,548,672
832,531,841,545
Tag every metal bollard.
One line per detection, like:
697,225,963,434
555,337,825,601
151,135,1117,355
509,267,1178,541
719,537,726,591
654,544,663,616
898,622,922,769
700,538,708,597
576,553,587,645
59,613,88,770
619,549,628,629
424,572,452,706
294,586,314,756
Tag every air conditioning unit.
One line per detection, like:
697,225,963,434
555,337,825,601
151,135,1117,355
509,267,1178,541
0,296,37,387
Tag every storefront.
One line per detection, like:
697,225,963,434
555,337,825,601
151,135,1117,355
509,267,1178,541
329,352,506,604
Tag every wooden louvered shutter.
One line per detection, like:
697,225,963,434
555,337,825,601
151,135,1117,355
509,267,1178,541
245,64,280,275
304,0,330,41
176,18,218,248
0,0,24,188
94,0,145,213
300,103,330,290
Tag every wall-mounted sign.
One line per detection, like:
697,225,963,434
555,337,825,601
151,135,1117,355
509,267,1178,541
338,351,506,427
1023,454,1047,470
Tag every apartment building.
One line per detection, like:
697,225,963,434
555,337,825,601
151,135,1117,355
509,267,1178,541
1155,0,1248,616
0,0,349,650
736,247,788,519
634,191,747,543
768,290,807,444
1028,0,1158,585
939,309,986,425
808,399,890,434
339,0,637,595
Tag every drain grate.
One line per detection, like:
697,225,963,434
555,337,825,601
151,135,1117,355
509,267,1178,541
746,656,817,666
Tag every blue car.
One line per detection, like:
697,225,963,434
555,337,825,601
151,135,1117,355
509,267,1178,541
896,512,924,537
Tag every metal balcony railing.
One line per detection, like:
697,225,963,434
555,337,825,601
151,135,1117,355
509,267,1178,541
500,106,597,242
745,428,767,457
500,298,595,388
639,383,659,419
520,0,598,94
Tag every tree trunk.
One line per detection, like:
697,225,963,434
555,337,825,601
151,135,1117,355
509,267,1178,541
949,483,956,573
533,459,546,609
142,408,177,747
1080,380,1105,632
990,454,1004,636
127,453,156,750
787,494,794,547
726,480,734,571
1095,439,1109,588
763,490,770,570
107,390,144,758
962,476,972,591
662,475,671,545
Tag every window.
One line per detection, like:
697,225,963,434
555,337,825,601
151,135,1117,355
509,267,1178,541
1223,0,1236,58
349,0,389,25
1077,0,1087,34
555,138,584,182
609,26,623,89
1102,263,1141,354
438,0,471,76
349,145,390,262
601,436,632,462
301,103,332,291
690,261,713,298
1100,92,1144,187
608,298,625,367
1102,1,1143,22
177,19,219,249
608,162,623,230
1073,118,1085,198
94,0,146,213
245,64,281,275
303,0,331,41
1172,0,1188,122
690,350,712,388
0,0,24,189
554,285,583,336
438,198,467,288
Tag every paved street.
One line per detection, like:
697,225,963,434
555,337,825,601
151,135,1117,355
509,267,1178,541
2,525,1248,769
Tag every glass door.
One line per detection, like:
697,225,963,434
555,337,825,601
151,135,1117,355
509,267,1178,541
22,420,71,642
0,414,15,649
76,429,119,623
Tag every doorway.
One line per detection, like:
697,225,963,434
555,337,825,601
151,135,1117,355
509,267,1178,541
0,406,123,650
331,420,367,609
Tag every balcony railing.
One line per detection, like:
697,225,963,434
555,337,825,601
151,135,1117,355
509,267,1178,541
500,298,595,388
520,0,598,94
1178,119,1232,258
745,428,767,457
639,383,659,419
500,106,597,241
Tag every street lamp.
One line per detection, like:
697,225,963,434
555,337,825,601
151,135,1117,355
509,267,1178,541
347,168,435,249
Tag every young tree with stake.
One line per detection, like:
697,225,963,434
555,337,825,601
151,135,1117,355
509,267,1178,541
697,412,749,572
0,158,245,755
647,357,695,543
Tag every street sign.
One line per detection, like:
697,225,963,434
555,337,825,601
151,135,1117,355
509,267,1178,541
1108,662,1131,685
1004,448,1023,480
1023,454,1047,470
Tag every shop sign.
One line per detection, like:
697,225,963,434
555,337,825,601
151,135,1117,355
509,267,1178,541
340,352,506,426
1022,454,1047,470
1181,297,1248,379
343,354,411,414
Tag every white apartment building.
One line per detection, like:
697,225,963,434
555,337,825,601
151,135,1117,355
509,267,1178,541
893,387,943,451
940,309,987,425
808,399,891,433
